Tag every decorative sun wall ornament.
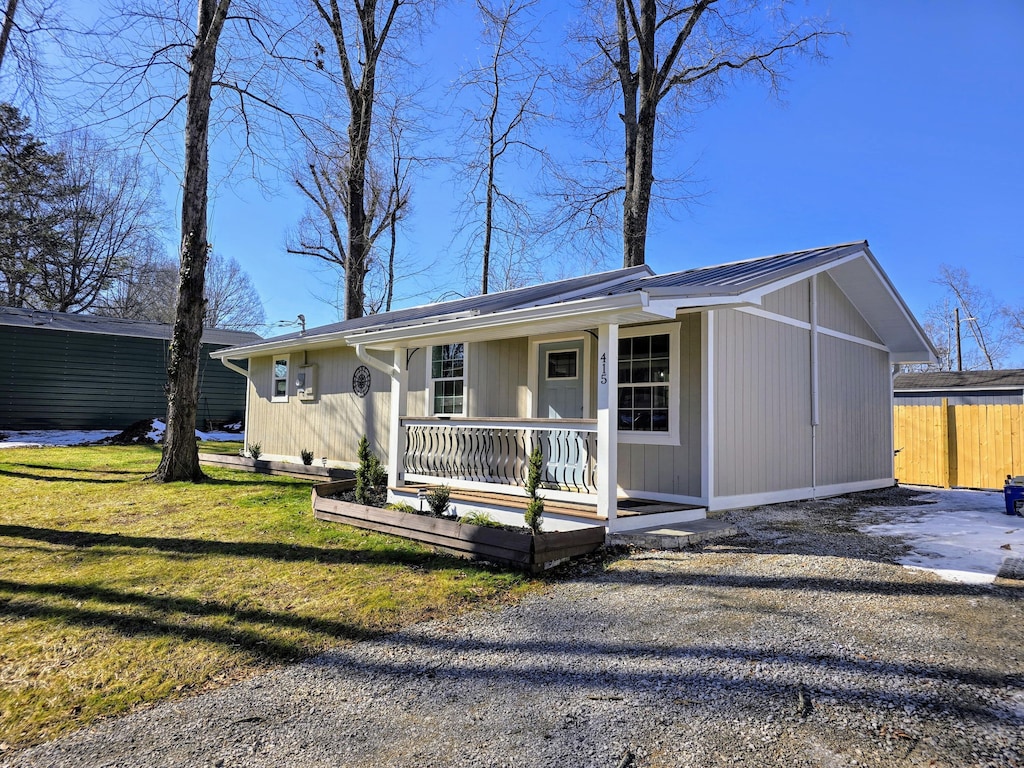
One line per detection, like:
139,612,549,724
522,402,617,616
352,365,371,397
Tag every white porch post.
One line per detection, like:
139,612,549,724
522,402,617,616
596,323,619,526
387,347,408,489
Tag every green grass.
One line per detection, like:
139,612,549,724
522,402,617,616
195,440,244,455
0,446,536,749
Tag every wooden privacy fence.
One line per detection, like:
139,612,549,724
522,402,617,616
893,401,1024,490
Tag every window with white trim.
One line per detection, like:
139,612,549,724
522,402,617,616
430,343,465,414
617,324,679,444
272,357,289,402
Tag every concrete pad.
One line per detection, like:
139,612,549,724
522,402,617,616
607,518,739,549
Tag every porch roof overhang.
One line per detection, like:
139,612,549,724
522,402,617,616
340,291,682,350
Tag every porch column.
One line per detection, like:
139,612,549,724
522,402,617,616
387,347,408,489
596,323,619,525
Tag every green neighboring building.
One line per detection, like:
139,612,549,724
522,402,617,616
0,307,260,431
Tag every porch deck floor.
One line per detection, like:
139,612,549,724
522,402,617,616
394,483,703,523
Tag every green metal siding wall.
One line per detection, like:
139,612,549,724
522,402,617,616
0,325,247,430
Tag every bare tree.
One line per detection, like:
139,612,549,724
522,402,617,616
0,0,63,112
564,0,839,267
203,252,266,330
33,130,163,312
453,0,548,295
300,0,425,320
80,0,310,481
150,0,234,482
932,264,1011,370
95,243,178,322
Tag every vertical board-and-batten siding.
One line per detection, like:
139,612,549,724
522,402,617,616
617,313,703,498
246,347,390,465
0,324,245,430
467,338,529,417
713,274,892,499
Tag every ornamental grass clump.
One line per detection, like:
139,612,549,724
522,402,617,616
523,445,544,534
355,435,387,506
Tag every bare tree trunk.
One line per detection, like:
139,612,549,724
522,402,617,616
0,0,19,71
153,0,230,483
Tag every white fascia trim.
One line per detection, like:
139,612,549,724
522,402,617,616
344,293,662,348
210,332,350,360
735,306,890,353
708,477,894,512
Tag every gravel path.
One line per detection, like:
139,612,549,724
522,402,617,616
6,489,1022,768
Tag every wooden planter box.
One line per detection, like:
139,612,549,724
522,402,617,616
198,453,355,483
311,482,605,573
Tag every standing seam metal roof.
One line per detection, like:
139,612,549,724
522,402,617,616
600,242,867,296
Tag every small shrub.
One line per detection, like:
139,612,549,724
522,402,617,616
425,485,450,517
385,501,416,514
461,510,497,527
355,435,387,506
300,448,314,465
249,442,262,460
523,445,544,533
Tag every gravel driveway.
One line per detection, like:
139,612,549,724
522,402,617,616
6,488,1022,768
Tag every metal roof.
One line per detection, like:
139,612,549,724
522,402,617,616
0,307,262,346
212,240,933,364
894,370,1024,391
600,242,867,297
257,264,654,344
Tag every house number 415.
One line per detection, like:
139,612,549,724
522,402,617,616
599,353,607,385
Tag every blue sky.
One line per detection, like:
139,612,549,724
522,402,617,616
189,1,1023,358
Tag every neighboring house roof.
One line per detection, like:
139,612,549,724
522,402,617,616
894,370,1024,392
212,241,935,364
0,307,262,346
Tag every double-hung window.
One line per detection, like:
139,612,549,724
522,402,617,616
617,324,679,444
430,343,465,414
272,356,289,402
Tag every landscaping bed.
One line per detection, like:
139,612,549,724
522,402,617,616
198,452,354,482
312,481,606,573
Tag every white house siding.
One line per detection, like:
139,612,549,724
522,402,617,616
246,347,390,465
713,309,813,498
617,313,703,498
817,273,883,343
816,335,893,486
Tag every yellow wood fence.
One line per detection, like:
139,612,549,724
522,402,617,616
893,400,1024,490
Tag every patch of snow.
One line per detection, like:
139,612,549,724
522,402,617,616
860,486,1024,584
0,429,120,448
0,422,243,449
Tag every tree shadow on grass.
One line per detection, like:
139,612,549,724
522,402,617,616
0,524,460,569
0,578,377,662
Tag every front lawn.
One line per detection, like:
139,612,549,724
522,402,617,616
0,446,536,750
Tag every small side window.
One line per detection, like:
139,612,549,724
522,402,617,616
272,357,289,402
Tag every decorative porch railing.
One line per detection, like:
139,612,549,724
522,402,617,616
402,418,598,494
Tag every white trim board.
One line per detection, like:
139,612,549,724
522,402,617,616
735,306,890,353
708,478,895,512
